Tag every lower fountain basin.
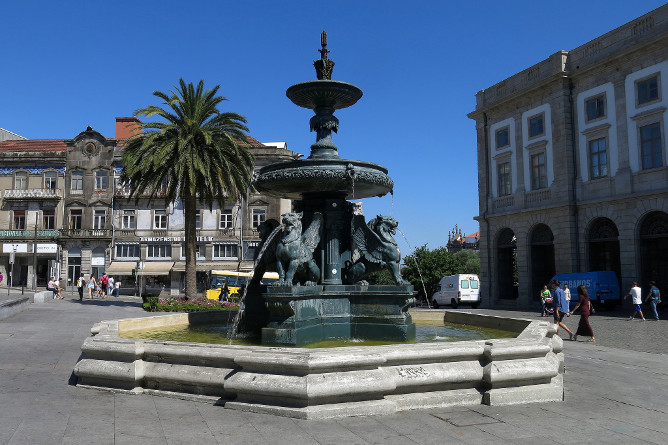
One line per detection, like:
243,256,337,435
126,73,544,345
253,158,394,200
73,311,564,420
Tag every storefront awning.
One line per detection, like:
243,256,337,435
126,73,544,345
106,262,135,275
141,262,174,276
171,261,240,272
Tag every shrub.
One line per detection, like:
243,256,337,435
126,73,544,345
142,297,240,312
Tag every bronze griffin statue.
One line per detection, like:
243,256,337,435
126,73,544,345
347,215,408,285
276,212,323,285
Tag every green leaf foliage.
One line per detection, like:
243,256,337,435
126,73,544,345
401,246,480,298
121,79,255,300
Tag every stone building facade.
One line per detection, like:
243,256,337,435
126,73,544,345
0,140,65,287
468,5,668,308
0,118,297,294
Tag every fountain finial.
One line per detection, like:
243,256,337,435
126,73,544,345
314,30,335,80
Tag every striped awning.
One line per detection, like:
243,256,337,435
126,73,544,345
141,262,174,276
105,262,135,276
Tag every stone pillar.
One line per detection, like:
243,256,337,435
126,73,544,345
322,199,346,285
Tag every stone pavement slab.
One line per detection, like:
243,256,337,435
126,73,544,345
0,296,666,444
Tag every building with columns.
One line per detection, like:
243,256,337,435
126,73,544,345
468,5,668,308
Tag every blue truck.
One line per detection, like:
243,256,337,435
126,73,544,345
550,271,620,308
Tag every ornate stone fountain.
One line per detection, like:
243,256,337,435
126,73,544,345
73,34,565,419
244,31,415,346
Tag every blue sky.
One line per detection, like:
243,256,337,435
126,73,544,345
1,0,665,255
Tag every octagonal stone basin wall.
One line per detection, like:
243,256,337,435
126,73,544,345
73,310,564,420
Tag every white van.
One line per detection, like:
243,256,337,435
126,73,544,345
431,274,481,309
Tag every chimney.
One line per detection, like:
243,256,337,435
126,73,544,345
115,117,141,140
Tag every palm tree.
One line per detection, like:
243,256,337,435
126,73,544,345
122,79,254,300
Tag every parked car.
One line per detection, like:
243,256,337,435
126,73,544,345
550,271,620,309
431,274,481,309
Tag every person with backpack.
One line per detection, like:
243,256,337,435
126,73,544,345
645,281,661,321
76,273,85,301
99,273,109,297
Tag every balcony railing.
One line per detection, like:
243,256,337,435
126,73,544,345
525,189,551,205
3,188,62,200
493,196,514,210
114,188,168,198
60,229,112,238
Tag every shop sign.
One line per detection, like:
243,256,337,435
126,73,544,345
0,230,60,237
140,236,213,242
3,243,28,253
91,257,106,266
36,244,58,253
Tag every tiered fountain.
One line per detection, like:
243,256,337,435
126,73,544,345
242,31,415,346
73,34,565,419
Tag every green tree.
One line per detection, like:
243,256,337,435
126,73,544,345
453,250,480,275
401,246,480,299
122,79,254,300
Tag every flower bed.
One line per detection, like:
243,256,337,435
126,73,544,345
143,296,240,312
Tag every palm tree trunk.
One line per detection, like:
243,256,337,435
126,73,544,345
184,193,198,300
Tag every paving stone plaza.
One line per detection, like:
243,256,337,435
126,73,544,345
0,290,666,444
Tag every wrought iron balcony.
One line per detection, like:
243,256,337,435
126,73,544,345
3,188,63,200
60,229,112,238
114,188,168,198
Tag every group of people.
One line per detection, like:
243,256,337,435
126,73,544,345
542,279,663,342
544,280,595,342
47,277,65,299
625,281,662,321
76,273,121,301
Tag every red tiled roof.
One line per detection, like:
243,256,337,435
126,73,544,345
0,139,67,152
463,231,480,242
242,136,264,147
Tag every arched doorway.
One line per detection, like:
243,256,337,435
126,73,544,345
639,211,668,289
497,228,518,300
588,218,621,281
530,224,555,298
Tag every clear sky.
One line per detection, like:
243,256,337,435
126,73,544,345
1,0,665,255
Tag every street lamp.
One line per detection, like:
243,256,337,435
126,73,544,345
32,213,38,291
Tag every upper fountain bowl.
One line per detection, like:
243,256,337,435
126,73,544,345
287,80,363,110
253,158,393,200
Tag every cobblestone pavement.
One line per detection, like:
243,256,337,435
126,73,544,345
455,305,668,355
0,292,666,444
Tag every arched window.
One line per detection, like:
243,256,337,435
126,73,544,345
530,224,555,298
639,212,668,287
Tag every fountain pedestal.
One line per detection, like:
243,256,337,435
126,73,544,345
245,32,415,346
261,285,415,346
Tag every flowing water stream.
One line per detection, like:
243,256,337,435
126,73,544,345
227,224,284,342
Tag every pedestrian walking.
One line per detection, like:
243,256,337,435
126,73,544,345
77,273,85,301
563,283,571,302
540,285,551,317
99,273,109,297
550,280,574,340
55,277,64,299
570,284,595,342
114,279,121,297
645,281,661,320
219,281,229,301
88,276,96,299
107,276,115,297
625,281,645,321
